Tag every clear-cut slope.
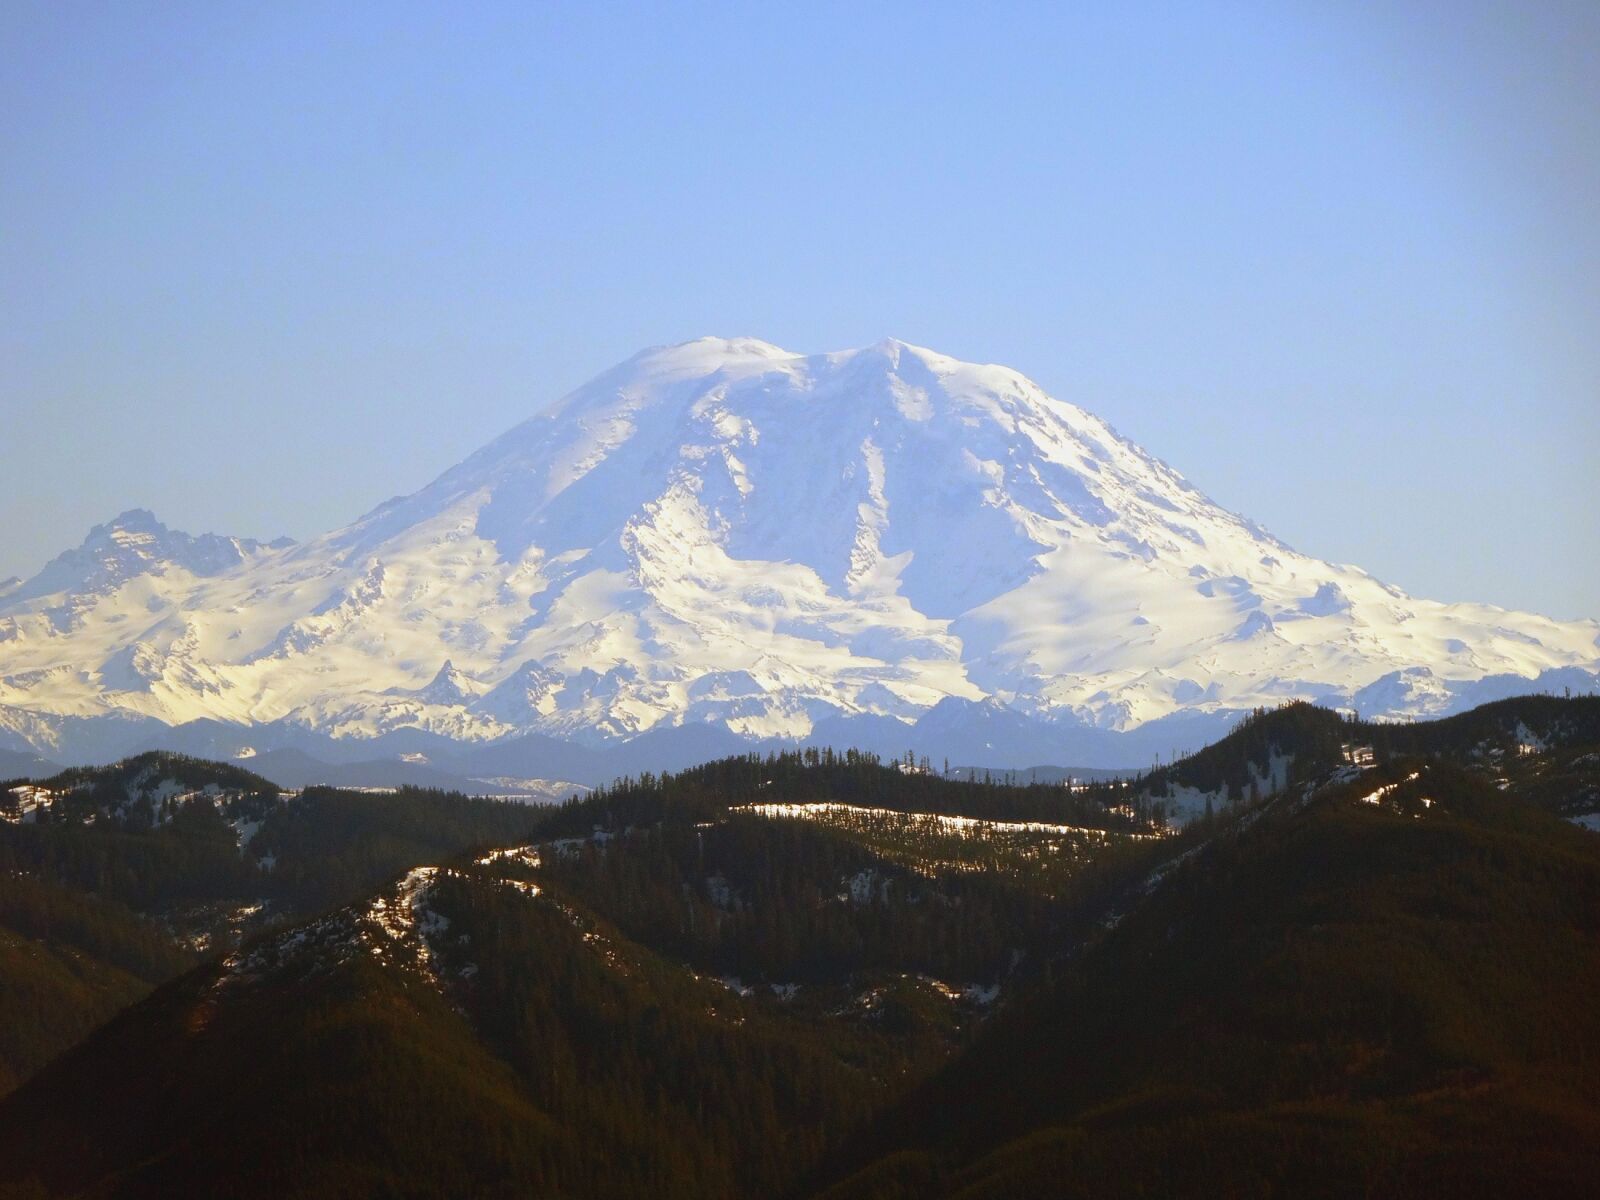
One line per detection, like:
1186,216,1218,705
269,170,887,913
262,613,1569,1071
1,337,1596,756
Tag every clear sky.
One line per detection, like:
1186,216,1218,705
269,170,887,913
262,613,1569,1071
3,1,1596,619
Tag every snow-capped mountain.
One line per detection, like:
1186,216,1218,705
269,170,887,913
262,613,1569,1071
3,509,291,616
2,337,1596,766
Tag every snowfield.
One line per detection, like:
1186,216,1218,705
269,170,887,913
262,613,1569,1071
1,336,1595,760
735,800,1148,840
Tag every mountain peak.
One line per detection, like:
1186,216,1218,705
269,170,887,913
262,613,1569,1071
621,336,953,381
1,511,289,611
104,507,163,532
1,339,1596,751
861,336,944,363
625,335,796,376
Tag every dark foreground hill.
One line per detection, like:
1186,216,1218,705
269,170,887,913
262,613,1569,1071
0,697,1597,1197
0,750,1149,1199
0,752,563,1086
813,756,1600,1199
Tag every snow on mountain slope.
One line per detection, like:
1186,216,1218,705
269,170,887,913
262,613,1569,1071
6,509,291,615
1,337,1596,757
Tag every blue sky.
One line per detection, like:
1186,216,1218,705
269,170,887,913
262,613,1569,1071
3,1,1596,618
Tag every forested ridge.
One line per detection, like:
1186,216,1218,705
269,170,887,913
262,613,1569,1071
815,759,1600,1198
0,696,1597,1196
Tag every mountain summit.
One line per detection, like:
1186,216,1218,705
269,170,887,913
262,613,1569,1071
1,338,1596,758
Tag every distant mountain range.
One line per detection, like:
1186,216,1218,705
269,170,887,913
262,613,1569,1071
3,337,1596,776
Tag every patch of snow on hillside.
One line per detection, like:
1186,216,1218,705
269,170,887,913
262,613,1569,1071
843,869,890,905
474,845,543,869
3,785,57,823
229,816,262,848
366,866,451,974
737,800,1129,839
1357,771,1422,807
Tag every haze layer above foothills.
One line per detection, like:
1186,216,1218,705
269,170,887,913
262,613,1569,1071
3,337,1595,772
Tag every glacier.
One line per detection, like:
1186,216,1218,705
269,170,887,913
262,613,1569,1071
1,336,1596,769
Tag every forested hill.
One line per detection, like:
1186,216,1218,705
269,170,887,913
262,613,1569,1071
24,750,282,797
0,767,560,1091
0,747,1176,1197
1134,694,1600,822
0,696,1598,1196
535,745,1160,835
811,741,1600,1199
